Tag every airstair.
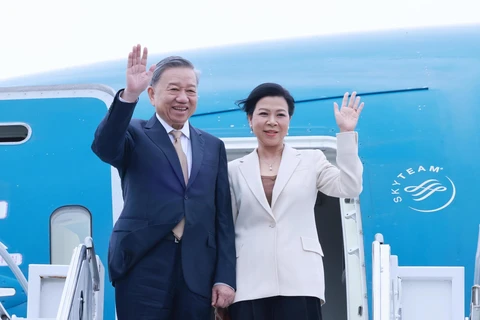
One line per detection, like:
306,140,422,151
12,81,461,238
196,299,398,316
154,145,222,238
3,229,480,320
371,226,480,320
0,237,104,320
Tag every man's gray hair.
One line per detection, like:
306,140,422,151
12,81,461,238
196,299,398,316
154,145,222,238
150,56,200,87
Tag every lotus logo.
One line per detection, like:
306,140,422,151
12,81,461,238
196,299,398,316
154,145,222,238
392,166,456,213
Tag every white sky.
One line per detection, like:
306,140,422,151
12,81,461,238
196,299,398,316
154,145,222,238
1,0,478,80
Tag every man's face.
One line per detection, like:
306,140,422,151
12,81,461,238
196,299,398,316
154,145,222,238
147,67,198,130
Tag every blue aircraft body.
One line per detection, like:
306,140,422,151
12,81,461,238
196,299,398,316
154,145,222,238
0,24,479,319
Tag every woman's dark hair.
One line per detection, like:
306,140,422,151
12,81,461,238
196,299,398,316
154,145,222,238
235,83,295,117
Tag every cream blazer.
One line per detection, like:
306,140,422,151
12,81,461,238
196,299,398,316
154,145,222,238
228,131,363,304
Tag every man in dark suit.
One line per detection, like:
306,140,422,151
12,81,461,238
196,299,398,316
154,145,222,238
91,44,236,319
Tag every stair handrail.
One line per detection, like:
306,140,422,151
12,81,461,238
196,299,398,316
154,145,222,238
85,237,100,292
56,237,103,320
469,225,480,320
56,243,87,319
0,301,11,320
0,242,27,294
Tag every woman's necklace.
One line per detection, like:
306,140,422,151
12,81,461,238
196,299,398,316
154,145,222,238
258,146,284,171
261,159,277,171
260,154,282,171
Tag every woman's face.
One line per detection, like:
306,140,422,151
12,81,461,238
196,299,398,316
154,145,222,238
249,96,291,148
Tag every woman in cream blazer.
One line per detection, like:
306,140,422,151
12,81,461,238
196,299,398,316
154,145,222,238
227,83,364,320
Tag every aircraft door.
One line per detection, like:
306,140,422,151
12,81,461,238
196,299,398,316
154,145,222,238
0,85,117,319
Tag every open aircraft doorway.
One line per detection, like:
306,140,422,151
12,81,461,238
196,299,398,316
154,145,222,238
223,135,368,320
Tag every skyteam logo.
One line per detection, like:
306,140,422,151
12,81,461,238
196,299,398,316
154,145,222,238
391,165,456,213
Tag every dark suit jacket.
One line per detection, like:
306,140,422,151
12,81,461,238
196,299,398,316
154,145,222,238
91,90,236,298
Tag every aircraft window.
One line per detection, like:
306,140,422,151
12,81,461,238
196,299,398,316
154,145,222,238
0,201,7,219
0,123,31,144
50,206,92,265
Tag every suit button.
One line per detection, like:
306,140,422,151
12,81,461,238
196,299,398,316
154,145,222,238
184,195,188,200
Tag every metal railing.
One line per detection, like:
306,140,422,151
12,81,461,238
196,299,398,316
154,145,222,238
0,242,27,294
0,302,10,320
469,225,480,320
56,237,102,320
85,237,100,292
0,241,28,320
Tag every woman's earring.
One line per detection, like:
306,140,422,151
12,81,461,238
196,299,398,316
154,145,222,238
250,125,253,134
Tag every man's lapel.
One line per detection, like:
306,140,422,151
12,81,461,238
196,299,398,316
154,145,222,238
144,114,186,187
188,126,205,188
